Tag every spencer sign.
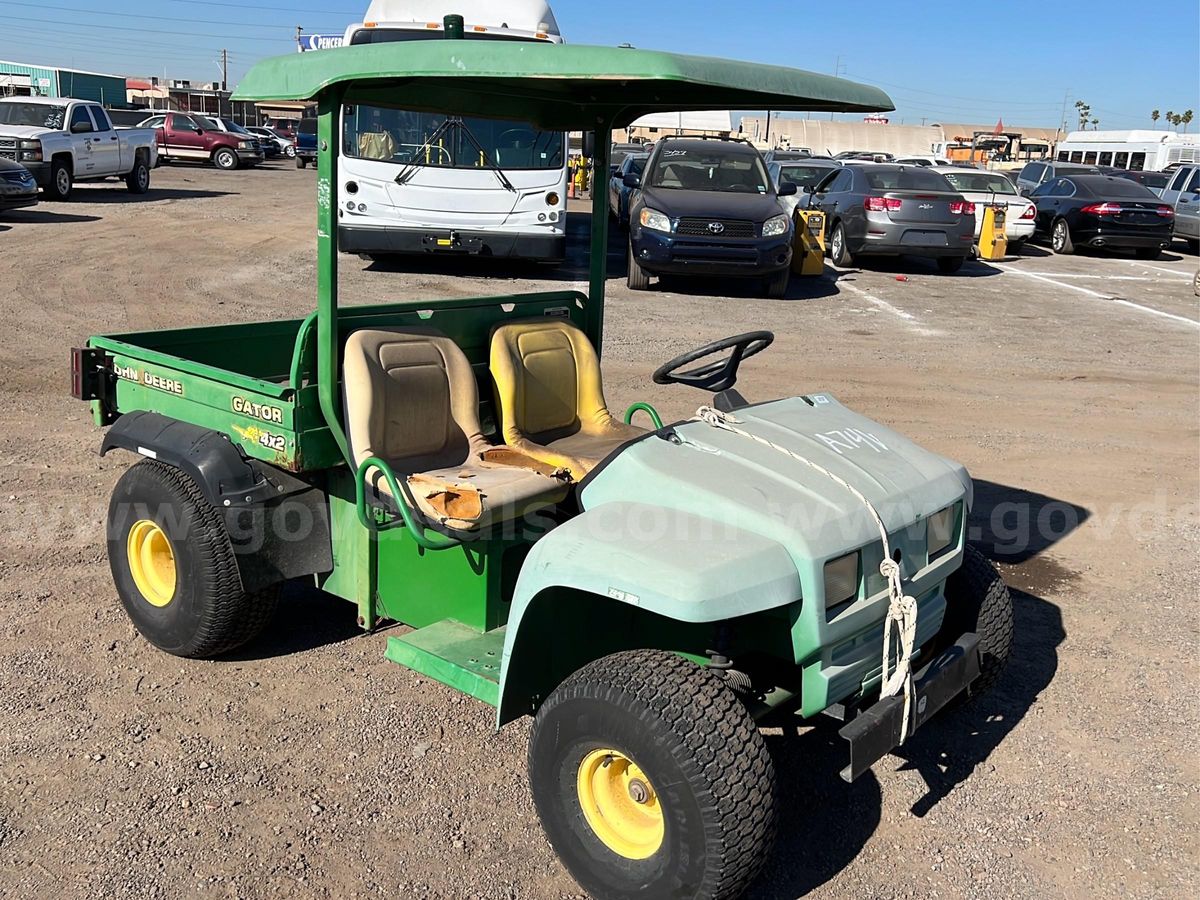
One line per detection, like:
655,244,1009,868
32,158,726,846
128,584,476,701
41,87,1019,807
298,34,345,52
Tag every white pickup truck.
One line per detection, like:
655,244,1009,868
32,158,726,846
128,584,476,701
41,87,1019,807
0,97,158,201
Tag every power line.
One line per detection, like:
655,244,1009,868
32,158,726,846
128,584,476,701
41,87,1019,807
166,0,361,12
846,71,1065,109
0,13,293,44
1,22,247,60
0,0,343,31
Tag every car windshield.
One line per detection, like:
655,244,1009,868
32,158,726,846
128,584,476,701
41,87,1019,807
223,121,252,136
628,157,648,176
778,164,836,189
269,128,291,138
0,102,67,130
343,106,564,170
941,172,1017,195
647,144,770,193
1077,177,1158,199
864,168,952,191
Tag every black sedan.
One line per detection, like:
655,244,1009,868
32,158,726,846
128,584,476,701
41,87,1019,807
1031,175,1175,258
0,158,38,211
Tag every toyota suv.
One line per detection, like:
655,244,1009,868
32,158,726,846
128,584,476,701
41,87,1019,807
625,138,796,297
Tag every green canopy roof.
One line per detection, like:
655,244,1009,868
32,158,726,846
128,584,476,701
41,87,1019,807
233,42,893,130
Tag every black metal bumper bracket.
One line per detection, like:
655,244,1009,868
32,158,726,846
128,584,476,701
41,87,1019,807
838,632,981,783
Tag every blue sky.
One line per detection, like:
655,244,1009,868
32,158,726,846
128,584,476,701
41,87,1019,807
2,0,1197,129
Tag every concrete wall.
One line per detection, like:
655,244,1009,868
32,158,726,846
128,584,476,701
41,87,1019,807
740,116,942,156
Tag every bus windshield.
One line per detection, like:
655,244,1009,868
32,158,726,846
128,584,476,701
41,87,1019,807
344,106,564,171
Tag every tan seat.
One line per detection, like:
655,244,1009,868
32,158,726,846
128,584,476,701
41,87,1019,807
343,328,570,533
489,320,647,481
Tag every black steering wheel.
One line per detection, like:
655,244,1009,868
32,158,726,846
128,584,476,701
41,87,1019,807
652,332,774,392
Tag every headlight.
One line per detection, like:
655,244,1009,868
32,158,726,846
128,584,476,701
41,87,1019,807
639,207,672,233
927,504,959,560
18,139,42,162
824,552,860,610
762,213,791,238
238,140,254,150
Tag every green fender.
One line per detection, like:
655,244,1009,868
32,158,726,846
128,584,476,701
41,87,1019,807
495,501,801,725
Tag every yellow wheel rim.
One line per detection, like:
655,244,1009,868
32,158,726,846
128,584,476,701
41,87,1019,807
576,748,665,860
126,520,177,608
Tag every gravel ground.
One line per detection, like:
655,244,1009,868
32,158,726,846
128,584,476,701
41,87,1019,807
0,162,1196,899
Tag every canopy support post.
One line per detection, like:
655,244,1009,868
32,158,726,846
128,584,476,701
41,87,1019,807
586,119,614,356
316,85,351,465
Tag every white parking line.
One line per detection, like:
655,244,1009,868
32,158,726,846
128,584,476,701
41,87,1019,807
1025,273,1156,282
1125,261,1192,279
995,265,1200,328
839,282,942,336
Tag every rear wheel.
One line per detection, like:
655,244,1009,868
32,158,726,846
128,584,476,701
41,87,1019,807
107,460,279,659
529,650,777,900
1186,238,1199,255
763,267,790,298
1050,218,1074,254
285,144,296,158
627,241,651,291
296,156,307,169
213,148,238,171
1134,248,1162,260
937,255,965,274
939,545,1014,699
1008,238,1025,255
125,157,150,194
829,221,854,267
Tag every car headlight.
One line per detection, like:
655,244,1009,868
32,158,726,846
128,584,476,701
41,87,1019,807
762,213,791,238
824,552,860,610
927,504,959,560
18,139,42,162
639,207,672,233
238,140,254,150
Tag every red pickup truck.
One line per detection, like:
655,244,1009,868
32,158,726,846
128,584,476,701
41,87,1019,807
137,112,264,170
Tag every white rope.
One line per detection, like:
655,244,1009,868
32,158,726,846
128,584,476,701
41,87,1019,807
694,406,920,742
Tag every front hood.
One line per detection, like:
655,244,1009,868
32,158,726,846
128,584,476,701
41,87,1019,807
581,396,971,565
641,187,784,223
0,125,51,141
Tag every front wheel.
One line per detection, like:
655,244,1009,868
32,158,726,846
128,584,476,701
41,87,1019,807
125,157,150,194
1051,218,1074,254
107,460,279,659
829,221,854,267
529,650,777,900
213,148,238,171
295,156,308,170
763,267,790,298
46,159,72,201
940,545,1014,699
627,241,651,291
285,145,296,158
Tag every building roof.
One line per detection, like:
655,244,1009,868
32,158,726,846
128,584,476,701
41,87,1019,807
0,59,124,80
233,42,893,130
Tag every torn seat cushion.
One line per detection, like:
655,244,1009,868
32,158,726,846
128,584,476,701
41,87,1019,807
490,320,647,481
343,327,569,533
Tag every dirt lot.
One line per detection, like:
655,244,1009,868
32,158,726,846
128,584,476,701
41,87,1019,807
0,161,1197,900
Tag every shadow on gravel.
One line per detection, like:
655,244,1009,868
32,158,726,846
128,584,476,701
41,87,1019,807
224,581,362,661
750,729,883,899
1,210,100,224
863,255,1003,279
71,188,235,204
969,480,1091,566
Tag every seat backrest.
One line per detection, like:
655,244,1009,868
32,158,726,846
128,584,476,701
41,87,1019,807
343,328,485,472
490,320,614,445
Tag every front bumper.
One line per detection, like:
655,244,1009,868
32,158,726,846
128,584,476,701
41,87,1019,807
236,149,265,163
0,191,37,210
339,224,565,262
839,632,980,782
20,161,51,187
632,227,793,277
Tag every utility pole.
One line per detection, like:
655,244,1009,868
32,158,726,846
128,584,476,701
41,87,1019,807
296,26,304,51
765,109,772,147
220,49,228,92
1058,88,1071,141
831,56,847,120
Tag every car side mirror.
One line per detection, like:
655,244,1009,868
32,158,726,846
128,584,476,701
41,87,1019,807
778,182,798,197
623,172,641,189
70,122,91,134
193,127,205,134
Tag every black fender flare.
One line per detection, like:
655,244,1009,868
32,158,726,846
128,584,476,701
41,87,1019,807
101,411,333,591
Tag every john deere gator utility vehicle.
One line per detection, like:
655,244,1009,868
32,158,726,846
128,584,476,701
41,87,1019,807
71,23,1014,899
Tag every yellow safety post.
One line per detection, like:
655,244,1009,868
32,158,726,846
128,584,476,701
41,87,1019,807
977,204,1008,260
793,209,827,276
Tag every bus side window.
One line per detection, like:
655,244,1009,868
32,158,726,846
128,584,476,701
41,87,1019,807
1070,151,1083,163
1098,152,1112,166
1130,152,1146,171
1083,152,1097,164
1057,151,1068,162
1114,152,1129,169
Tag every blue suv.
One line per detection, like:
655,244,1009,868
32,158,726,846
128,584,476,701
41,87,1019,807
625,138,797,297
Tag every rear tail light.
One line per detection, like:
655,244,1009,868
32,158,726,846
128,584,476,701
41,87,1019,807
1081,203,1123,216
1156,205,1175,218
864,196,902,212
949,201,976,215
1020,205,1036,220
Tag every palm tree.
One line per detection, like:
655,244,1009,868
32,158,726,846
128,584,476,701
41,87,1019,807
1183,110,1195,132
1167,111,1176,131
1151,109,1160,125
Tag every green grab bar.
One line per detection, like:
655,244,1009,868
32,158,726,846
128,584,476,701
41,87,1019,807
355,457,461,551
625,402,664,429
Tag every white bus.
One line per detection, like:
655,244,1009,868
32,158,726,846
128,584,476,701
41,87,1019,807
339,1,568,262
1053,130,1200,173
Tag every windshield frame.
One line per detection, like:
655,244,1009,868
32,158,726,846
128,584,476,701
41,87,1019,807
0,102,69,130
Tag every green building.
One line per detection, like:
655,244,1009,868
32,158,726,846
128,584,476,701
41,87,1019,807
1,59,127,105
